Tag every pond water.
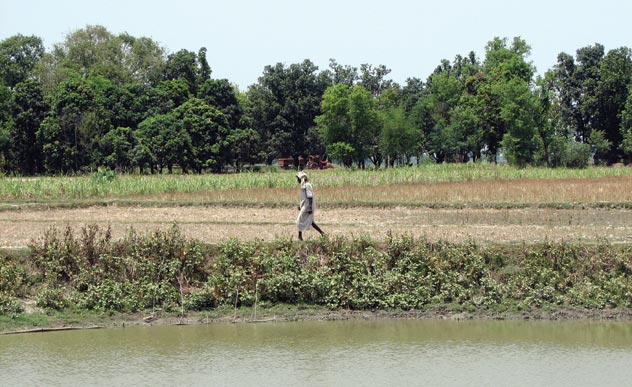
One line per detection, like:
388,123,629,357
2,319,632,386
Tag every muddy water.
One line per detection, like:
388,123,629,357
2,319,632,386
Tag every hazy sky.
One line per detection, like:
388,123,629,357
2,0,631,89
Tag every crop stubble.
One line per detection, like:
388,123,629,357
2,205,632,248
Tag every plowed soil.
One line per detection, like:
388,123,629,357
3,205,632,248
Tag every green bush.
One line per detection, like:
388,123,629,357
0,293,24,315
36,288,70,310
0,255,29,297
12,225,632,314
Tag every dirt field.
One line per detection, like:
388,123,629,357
2,205,632,248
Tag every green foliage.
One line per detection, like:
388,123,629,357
0,293,23,315
28,224,206,313
6,225,632,316
248,59,329,163
0,255,29,313
327,142,355,167
0,255,29,296
589,129,612,164
317,84,381,167
92,169,117,182
5,27,632,173
0,34,44,88
36,288,70,310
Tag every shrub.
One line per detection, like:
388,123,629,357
36,288,70,310
0,293,24,315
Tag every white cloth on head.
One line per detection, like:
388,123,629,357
296,180,315,231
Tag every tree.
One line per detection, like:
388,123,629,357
164,49,198,94
619,87,632,162
327,59,357,86
316,84,381,167
246,59,329,164
46,25,127,84
380,106,420,166
553,44,604,143
532,72,559,167
99,126,135,172
9,79,48,174
499,78,539,167
553,44,632,163
172,98,230,173
316,83,351,145
589,129,612,165
38,76,114,173
359,64,394,97
136,113,187,173
148,79,191,116
0,34,45,88
594,47,632,162
118,34,166,86
0,85,10,168
409,56,474,163
348,85,381,167
327,142,355,167
197,47,212,85
198,79,243,130
226,128,261,171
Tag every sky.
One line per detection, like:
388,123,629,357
2,0,632,90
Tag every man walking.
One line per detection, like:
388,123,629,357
296,171,325,240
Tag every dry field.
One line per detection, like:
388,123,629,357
126,176,632,206
2,176,632,248
2,204,632,249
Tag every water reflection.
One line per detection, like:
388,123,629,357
2,319,632,386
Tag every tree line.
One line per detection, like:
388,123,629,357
2,25,632,175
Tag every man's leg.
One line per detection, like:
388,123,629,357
298,231,303,241
312,222,325,236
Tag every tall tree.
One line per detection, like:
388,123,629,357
553,44,604,143
38,75,114,173
595,47,632,162
316,84,381,167
380,106,420,166
172,98,230,173
619,86,632,162
479,37,537,164
246,59,329,164
164,49,199,94
135,112,189,174
0,85,11,168
9,79,48,174
0,34,44,88
38,25,165,92
99,126,136,172
197,47,212,85
359,64,394,97
327,59,357,86
198,79,242,130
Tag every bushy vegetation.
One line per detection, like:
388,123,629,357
1,225,631,317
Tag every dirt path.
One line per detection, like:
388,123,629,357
2,205,632,248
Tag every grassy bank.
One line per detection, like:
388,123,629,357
2,224,632,332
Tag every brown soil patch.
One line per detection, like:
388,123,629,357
2,205,632,248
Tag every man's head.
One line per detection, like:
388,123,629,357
296,171,308,184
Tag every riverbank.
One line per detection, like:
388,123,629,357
2,224,632,334
4,303,632,335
